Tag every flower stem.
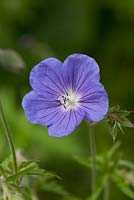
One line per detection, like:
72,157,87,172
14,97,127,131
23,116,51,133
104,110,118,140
103,178,109,200
0,100,17,174
89,127,96,193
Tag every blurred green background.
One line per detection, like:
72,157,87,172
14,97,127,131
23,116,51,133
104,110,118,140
0,0,134,199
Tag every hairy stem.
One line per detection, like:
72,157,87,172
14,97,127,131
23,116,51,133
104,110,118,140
0,100,17,173
89,127,96,193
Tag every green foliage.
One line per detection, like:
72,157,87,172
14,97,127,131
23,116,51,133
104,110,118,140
0,154,59,200
86,175,108,200
111,173,134,199
75,142,134,199
7,161,57,182
0,89,89,199
34,177,81,200
106,105,134,142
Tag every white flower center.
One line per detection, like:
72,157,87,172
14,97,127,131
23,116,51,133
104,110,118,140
58,90,80,110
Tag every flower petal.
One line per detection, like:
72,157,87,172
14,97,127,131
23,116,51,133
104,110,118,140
63,54,100,92
30,58,66,98
48,108,85,137
22,91,62,126
80,83,109,121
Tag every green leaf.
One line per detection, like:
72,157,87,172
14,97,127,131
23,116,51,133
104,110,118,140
86,175,108,200
35,178,80,200
117,110,131,117
7,161,59,182
108,106,130,117
108,105,120,113
74,156,92,168
0,156,14,177
108,121,118,142
117,123,125,135
18,160,39,171
107,106,134,128
111,173,134,199
118,160,134,170
41,180,69,196
9,183,34,200
0,164,10,178
11,187,33,200
107,142,121,159
117,116,134,128
10,193,25,200
106,106,134,141
74,155,105,172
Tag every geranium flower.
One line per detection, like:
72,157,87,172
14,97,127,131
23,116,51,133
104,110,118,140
22,54,109,137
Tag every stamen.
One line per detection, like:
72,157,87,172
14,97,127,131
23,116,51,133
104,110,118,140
58,90,80,110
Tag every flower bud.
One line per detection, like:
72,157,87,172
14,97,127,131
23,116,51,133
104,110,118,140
0,49,25,73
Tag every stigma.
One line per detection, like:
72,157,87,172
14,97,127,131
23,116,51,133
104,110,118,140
58,90,80,110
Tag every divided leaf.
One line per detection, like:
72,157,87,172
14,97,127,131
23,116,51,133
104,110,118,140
106,105,134,141
7,160,59,182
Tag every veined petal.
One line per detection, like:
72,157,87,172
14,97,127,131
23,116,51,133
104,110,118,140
48,108,85,137
63,54,100,92
30,58,67,98
80,82,109,121
22,91,62,126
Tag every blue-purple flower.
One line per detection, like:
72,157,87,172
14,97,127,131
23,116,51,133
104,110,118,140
22,54,109,137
